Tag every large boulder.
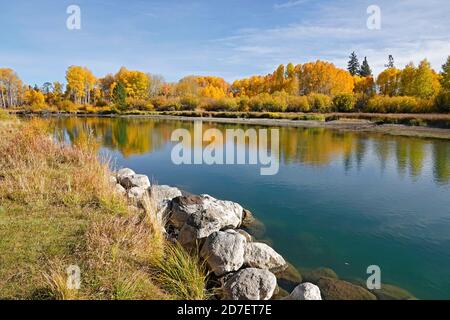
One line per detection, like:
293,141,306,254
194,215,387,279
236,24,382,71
150,185,183,224
173,195,244,248
200,230,247,276
114,183,127,196
316,277,376,300
222,268,277,300
170,195,243,230
244,242,287,273
117,168,135,184
170,195,205,229
121,174,151,189
283,282,322,300
128,186,149,208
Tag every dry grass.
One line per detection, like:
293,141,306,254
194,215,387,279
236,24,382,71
0,117,208,300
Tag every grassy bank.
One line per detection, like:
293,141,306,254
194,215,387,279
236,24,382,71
9,109,450,129
0,115,208,300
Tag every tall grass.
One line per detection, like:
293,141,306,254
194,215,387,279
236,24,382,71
0,118,207,300
151,243,210,300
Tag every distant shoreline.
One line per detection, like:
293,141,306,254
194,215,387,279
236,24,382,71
12,110,450,140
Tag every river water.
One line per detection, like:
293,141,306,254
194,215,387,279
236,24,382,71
48,116,450,299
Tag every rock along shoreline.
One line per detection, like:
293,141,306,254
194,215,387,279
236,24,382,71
111,167,416,301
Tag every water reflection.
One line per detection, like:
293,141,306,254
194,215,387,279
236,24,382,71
50,116,450,185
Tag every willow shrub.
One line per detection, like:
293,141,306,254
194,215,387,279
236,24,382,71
365,96,433,113
202,97,238,111
435,90,450,113
286,96,311,112
249,92,288,112
307,93,332,112
333,93,356,112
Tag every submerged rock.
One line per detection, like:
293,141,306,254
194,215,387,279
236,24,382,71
244,242,287,273
283,282,322,300
275,263,303,292
302,267,339,285
240,209,266,239
200,230,247,276
222,268,277,300
371,283,417,300
316,277,376,300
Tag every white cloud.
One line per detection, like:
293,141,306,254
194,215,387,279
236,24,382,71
274,0,308,9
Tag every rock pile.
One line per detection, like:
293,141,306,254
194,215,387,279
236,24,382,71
113,168,321,300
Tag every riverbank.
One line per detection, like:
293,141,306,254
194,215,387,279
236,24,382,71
10,110,450,140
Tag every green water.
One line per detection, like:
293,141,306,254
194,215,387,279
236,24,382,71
49,116,450,299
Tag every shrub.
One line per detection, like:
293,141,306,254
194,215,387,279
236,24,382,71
158,98,181,111
202,97,238,111
56,100,77,112
333,93,356,112
286,96,310,112
249,93,287,112
307,93,332,112
435,90,450,112
180,95,200,111
365,96,427,113
126,98,154,111
236,96,250,112
95,99,109,107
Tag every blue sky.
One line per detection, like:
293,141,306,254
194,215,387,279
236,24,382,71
1,0,449,85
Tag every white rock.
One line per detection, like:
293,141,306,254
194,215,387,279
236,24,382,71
283,283,322,300
200,230,247,276
222,268,277,300
244,242,287,273
150,185,183,224
128,186,148,208
121,174,151,189
115,183,127,196
109,176,118,185
117,168,135,184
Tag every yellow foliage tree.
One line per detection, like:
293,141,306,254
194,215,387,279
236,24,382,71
114,67,150,100
376,68,401,96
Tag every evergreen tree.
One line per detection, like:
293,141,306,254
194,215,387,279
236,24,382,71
441,56,450,90
112,81,127,110
359,57,372,77
347,51,360,76
385,55,395,68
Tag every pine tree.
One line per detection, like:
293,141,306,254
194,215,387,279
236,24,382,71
359,57,372,77
112,81,127,110
441,56,450,90
385,55,395,68
347,52,360,76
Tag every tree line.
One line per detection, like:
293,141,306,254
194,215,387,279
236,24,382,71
1,54,450,113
